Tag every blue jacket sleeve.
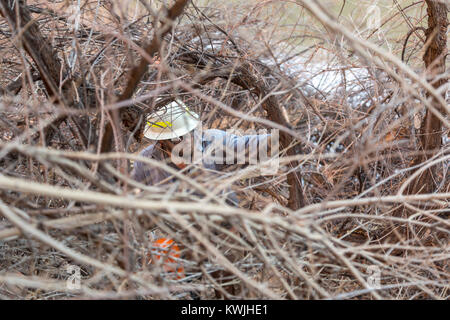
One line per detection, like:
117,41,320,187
202,129,272,167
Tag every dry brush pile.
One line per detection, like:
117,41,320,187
0,0,448,299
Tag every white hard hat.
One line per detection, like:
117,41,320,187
143,100,200,140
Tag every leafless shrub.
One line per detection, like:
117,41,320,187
0,0,448,299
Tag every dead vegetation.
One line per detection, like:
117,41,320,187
0,0,448,299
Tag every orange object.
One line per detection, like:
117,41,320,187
149,238,185,279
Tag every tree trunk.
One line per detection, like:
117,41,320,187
0,0,68,101
410,0,448,194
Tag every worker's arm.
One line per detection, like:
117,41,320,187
202,129,277,171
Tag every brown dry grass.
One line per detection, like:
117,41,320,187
0,0,448,299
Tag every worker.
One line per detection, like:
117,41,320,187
132,99,278,297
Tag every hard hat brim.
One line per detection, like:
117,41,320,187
143,100,200,140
